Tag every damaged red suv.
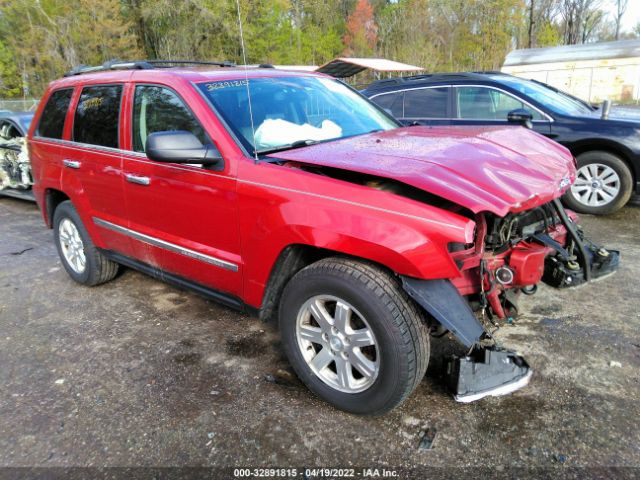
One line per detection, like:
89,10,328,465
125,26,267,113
28,61,619,414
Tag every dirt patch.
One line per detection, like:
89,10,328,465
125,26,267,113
225,332,268,358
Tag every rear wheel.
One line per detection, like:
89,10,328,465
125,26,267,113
563,151,633,215
53,200,119,286
279,257,430,415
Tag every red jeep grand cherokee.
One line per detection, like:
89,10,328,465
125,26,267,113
28,60,618,414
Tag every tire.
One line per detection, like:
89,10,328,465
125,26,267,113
278,257,430,415
562,151,633,215
53,200,119,286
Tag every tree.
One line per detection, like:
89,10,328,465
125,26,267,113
343,0,378,56
0,0,141,97
581,7,604,43
614,0,628,40
558,0,603,44
528,0,535,47
536,20,562,46
523,0,560,48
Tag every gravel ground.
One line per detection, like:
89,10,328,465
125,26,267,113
0,195,638,478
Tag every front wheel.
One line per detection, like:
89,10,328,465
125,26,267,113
563,151,633,215
279,257,430,415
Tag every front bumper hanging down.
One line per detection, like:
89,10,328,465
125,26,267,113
400,199,619,403
401,277,532,403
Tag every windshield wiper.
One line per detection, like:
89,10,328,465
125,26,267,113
256,128,387,157
256,139,321,156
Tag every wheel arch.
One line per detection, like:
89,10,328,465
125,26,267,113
259,243,434,323
44,188,70,228
259,244,382,322
261,245,486,348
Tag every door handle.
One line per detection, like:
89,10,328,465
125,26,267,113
63,159,81,169
125,173,151,186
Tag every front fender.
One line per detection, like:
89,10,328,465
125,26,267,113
239,164,474,308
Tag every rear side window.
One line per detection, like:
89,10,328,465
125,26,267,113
132,85,208,153
73,85,122,148
37,89,73,139
404,87,449,118
372,92,403,118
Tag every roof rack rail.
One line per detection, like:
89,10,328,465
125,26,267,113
64,59,237,77
367,71,505,90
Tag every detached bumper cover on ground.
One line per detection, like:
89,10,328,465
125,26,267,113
446,349,533,403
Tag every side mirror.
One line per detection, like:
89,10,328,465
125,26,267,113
507,109,533,129
146,131,223,169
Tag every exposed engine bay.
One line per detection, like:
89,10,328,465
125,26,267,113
0,135,32,191
451,199,619,321
286,162,619,322
284,161,620,402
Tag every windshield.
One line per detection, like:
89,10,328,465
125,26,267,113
491,75,593,116
197,76,398,155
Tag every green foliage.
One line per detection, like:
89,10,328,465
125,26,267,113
536,21,562,47
376,0,525,72
0,39,22,97
0,0,637,99
1,0,141,97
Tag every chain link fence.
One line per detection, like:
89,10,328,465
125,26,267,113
0,99,39,112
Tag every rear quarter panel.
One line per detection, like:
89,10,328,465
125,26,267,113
27,88,67,224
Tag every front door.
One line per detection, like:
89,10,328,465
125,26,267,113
452,86,552,136
121,84,242,297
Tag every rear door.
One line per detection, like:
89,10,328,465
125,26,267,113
401,87,452,126
452,85,552,135
120,83,242,297
370,86,452,126
61,83,134,256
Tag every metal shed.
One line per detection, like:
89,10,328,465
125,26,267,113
316,58,424,79
502,39,640,103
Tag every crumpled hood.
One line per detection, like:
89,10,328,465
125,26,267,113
271,126,576,217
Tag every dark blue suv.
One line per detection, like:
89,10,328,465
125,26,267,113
362,72,640,215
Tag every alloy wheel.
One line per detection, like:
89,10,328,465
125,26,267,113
570,163,621,207
295,295,379,393
58,218,86,274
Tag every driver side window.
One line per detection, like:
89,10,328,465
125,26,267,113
456,86,543,120
132,85,209,153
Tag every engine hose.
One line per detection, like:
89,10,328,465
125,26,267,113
552,198,591,282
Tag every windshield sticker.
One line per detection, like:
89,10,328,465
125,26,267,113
204,80,248,91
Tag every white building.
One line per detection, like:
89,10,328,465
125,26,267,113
502,39,640,104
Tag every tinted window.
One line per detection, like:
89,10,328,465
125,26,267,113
132,85,208,153
37,89,73,139
489,75,591,116
73,85,122,148
372,92,403,117
404,88,449,118
456,87,543,120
